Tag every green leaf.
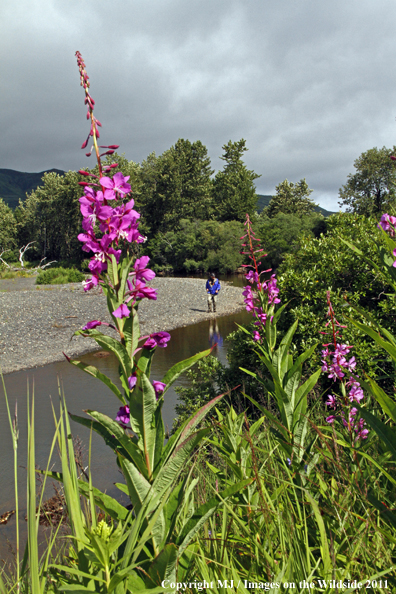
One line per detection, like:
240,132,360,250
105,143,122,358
153,428,210,500
161,347,213,395
243,393,289,443
67,359,124,404
358,407,396,459
129,373,157,477
360,377,396,423
294,368,321,419
305,490,331,578
161,391,227,464
349,318,396,362
123,308,140,360
148,543,178,586
366,492,396,530
69,412,148,478
74,329,132,381
177,479,254,556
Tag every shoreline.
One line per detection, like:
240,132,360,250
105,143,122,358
0,277,245,375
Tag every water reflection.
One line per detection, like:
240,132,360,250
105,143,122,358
0,308,251,557
208,317,224,350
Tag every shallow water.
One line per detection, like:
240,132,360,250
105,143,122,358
0,308,251,558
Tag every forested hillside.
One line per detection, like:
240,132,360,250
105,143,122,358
0,168,64,209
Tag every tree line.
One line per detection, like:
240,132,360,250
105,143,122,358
1,142,395,273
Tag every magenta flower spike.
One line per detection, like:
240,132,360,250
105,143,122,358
321,291,368,441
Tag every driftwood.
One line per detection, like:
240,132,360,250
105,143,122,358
0,243,56,272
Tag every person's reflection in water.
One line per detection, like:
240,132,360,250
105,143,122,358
209,318,223,349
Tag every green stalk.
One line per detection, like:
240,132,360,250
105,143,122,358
1,372,20,592
27,386,40,594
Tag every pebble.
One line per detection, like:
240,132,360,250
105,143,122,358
0,277,245,374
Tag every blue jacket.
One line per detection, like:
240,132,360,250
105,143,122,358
206,278,221,295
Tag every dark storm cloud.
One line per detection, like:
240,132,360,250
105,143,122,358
2,0,396,210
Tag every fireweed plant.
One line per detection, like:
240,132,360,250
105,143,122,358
321,292,369,443
238,215,321,470
49,52,256,588
241,214,280,341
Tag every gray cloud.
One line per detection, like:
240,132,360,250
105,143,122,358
2,0,396,210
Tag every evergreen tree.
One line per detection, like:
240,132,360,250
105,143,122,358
338,146,396,216
212,139,260,222
267,178,316,218
139,139,214,234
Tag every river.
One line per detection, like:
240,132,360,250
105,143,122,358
0,306,251,558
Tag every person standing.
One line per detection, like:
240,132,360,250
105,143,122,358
206,272,220,312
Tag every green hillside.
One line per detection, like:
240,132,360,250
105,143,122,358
0,168,64,209
256,193,335,217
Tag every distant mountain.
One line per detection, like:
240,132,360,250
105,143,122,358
0,168,64,209
256,193,335,218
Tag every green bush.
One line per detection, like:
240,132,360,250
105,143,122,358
146,218,245,274
277,212,395,384
256,211,324,269
36,266,85,285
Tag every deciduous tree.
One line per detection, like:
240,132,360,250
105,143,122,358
338,146,396,216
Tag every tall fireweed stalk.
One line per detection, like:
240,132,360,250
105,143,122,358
74,51,169,423
321,291,369,442
51,53,249,589
241,214,280,336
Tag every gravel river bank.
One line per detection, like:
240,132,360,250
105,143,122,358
0,276,245,374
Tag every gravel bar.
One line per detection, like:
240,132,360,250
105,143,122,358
0,277,245,374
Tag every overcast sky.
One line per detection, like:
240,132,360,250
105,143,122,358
2,0,396,210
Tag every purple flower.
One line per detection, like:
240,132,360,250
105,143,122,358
128,373,137,389
82,275,99,291
153,381,166,398
253,331,261,342
88,258,107,276
326,415,336,424
150,332,171,347
113,303,130,319
100,172,131,200
245,270,259,284
116,405,130,427
356,428,369,440
143,332,171,350
326,395,337,409
131,256,156,282
82,320,101,330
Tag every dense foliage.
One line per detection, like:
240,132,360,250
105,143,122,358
0,198,17,251
277,212,395,379
147,218,244,274
35,266,85,285
255,210,324,269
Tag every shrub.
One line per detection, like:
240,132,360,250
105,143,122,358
36,266,85,285
277,212,394,384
